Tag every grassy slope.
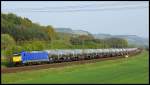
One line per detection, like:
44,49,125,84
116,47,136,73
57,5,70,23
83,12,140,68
2,51,149,84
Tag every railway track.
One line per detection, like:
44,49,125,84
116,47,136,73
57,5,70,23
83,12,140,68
2,49,142,74
1,55,127,74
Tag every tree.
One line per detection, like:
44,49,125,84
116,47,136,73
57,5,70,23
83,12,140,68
105,38,128,48
1,34,17,62
1,13,57,42
78,35,93,41
1,34,16,50
44,25,57,41
70,36,82,45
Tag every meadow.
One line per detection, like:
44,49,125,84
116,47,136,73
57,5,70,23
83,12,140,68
1,50,149,84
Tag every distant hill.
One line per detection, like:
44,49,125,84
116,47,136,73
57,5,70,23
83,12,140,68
55,28,149,48
55,28,74,34
55,28,91,35
93,33,112,39
93,33,149,48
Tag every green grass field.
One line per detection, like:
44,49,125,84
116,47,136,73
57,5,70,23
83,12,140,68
2,51,149,84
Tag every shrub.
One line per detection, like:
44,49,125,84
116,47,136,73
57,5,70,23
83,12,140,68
1,34,16,50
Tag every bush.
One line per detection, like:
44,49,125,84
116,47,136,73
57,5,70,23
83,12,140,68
1,34,16,50
20,40,47,51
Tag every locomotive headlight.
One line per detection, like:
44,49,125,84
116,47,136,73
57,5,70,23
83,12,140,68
125,55,128,58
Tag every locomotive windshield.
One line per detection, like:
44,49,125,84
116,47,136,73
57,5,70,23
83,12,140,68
13,52,21,56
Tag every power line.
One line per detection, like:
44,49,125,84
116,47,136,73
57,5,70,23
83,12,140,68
42,2,147,9
2,5,148,13
2,2,148,11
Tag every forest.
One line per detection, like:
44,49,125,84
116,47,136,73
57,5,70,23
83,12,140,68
1,13,128,60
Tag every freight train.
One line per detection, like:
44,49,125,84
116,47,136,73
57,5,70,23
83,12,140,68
11,48,142,66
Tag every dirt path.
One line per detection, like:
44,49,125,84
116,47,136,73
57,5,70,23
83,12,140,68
1,56,125,74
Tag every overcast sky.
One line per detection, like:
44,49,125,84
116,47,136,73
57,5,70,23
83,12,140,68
1,1,149,38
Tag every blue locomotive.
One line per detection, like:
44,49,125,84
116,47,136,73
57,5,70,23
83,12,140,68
12,51,49,66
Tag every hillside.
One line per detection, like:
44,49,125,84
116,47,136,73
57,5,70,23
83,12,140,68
54,27,148,48
2,13,146,48
93,33,112,39
56,28,149,48
114,35,149,47
55,28,91,35
1,13,147,58
93,34,149,48
1,13,56,41
55,28,73,34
